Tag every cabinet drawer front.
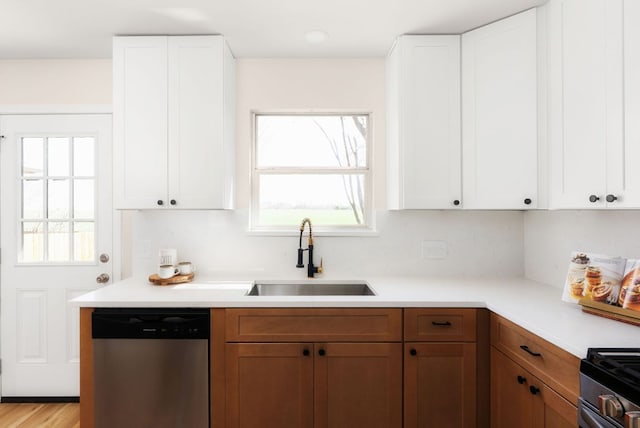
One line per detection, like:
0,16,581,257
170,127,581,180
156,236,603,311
404,308,477,342
225,309,402,342
490,314,579,404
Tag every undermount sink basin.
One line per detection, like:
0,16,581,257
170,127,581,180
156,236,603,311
247,281,375,296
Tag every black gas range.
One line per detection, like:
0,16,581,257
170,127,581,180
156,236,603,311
580,348,640,428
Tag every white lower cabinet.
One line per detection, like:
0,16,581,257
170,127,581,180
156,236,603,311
113,35,235,210
462,9,539,209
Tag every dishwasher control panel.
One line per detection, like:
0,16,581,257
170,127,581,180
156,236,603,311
92,308,210,339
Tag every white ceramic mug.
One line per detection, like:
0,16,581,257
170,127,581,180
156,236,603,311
158,264,180,279
178,261,196,275
159,249,177,266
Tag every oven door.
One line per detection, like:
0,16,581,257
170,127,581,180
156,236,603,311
579,398,622,428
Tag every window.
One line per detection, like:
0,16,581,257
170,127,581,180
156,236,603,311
252,113,372,232
20,135,96,263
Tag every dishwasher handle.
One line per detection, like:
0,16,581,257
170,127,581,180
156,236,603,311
92,308,210,339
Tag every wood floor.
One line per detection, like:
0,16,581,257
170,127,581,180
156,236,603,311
0,403,79,428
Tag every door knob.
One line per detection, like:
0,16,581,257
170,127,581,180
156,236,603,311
96,273,110,284
589,195,600,203
99,253,110,263
606,194,618,203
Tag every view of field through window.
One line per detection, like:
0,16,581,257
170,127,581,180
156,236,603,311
254,114,369,227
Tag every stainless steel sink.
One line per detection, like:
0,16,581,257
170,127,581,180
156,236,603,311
247,281,375,296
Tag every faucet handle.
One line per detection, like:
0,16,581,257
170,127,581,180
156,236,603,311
317,258,323,274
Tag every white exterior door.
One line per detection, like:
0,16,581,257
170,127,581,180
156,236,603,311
0,114,113,397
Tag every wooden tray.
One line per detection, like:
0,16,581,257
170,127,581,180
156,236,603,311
579,298,640,327
148,272,194,286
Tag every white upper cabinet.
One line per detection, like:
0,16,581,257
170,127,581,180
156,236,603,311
113,35,235,210
387,35,462,209
462,9,539,209
548,0,640,208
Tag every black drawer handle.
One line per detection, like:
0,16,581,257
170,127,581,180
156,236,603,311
431,321,452,327
529,385,540,395
517,375,526,384
410,348,417,356
520,345,542,357
302,349,310,356
318,349,326,356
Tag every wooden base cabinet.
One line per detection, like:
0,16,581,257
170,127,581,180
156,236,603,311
225,342,402,428
404,343,477,428
403,308,488,428
491,348,575,428
223,309,403,428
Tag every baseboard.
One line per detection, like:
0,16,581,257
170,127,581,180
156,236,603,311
1,396,79,403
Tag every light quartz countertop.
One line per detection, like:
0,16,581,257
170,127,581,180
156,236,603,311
71,274,640,359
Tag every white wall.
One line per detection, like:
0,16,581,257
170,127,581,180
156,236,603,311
0,59,111,104
524,210,640,287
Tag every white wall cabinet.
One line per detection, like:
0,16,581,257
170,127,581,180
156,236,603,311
462,9,538,209
113,35,235,210
386,35,462,209
548,0,640,208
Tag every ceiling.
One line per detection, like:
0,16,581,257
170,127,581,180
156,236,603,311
0,0,547,59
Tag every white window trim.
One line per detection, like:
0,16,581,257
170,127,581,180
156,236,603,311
249,111,376,236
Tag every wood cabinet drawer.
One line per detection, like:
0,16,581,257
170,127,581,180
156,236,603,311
404,308,477,342
490,314,579,404
225,308,402,342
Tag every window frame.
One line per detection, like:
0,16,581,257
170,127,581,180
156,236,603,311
249,111,375,235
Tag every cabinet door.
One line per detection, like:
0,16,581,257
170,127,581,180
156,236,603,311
387,35,461,209
113,36,168,209
491,348,534,428
314,343,402,428
225,343,313,428
462,9,538,209
548,0,622,208
617,0,640,207
404,343,476,428
167,36,233,209
533,382,577,428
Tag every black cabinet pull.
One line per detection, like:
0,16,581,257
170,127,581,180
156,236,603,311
432,321,452,327
520,345,542,357
170,199,177,205
606,194,618,203
410,348,417,356
453,200,460,206
318,349,326,356
517,375,526,384
157,200,164,206
589,195,600,203
524,198,532,205
302,349,310,356
529,385,540,395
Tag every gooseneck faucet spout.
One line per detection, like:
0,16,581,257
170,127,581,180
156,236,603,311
297,217,323,278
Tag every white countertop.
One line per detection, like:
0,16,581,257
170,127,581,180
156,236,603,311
71,274,640,359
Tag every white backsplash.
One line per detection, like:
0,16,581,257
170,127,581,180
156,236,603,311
128,210,524,279
524,210,640,288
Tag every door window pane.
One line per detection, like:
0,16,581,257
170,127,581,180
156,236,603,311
73,137,95,176
22,222,44,263
22,179,44,219
74,179,95,219
48,137,70,176
48,222,70,261
48,179,70,219
73,222,94,262
22,138,44,177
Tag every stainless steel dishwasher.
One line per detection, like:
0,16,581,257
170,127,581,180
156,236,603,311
92,308,209,428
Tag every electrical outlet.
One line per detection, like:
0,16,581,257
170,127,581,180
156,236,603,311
421,240,448,259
